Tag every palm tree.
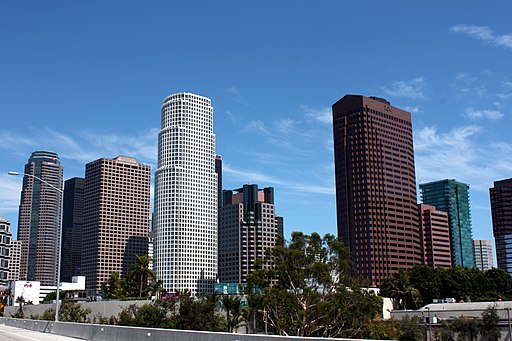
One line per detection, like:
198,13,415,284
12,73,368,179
382,271,421,310
147,280,164,299
128,255,155,297
222,295,247,332
101,272,125,299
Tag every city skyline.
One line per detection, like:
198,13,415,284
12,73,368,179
1,2,512,246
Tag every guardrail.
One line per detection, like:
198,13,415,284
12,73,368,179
0,317,385,341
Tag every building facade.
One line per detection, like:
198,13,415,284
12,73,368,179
472,240,493,271
7,240,22,281
420,179,475,268
490,178,512,273
60,177,84,282
82,156,151,291
154,92,217,294
219,185,279,283
332,95,421,286
16,151,63,286
418,204,452,268
215,155,223,231
0,217,12,285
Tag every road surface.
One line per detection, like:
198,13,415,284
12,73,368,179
0,324,84,341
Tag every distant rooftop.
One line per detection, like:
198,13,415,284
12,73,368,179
369,96,390,105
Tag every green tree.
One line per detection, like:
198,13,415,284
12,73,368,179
440,320,455,341
480,305,501,341
172,292,222,331
408,265,440,305
380,271,421,310
43,290,68,302
399,316,426,341
127,255,155,298
451,316,480,341
381,265,512,306
117,302,173,328
1,288,11,305
221,295,247,333
247,232,381,338
101,272,126,299
13,296,25,318
362,318,401,340
40,300,92,322
117,304,138,326
147,279,164,299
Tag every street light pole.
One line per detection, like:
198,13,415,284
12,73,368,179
8,171,64,322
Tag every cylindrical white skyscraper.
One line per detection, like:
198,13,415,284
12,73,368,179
154,92,217,294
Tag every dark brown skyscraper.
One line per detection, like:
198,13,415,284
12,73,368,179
82,156,151,291
490,178,512,274
332,95,421,286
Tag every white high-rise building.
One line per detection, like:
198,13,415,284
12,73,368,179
154,92,217,294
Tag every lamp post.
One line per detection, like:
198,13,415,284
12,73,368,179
8,171,64,322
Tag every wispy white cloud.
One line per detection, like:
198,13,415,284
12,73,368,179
451,72,512,102
274,118,311,137
301,106,332,124
227,86,250,106
464,107,504,121
244,120,273,136
225,110,239,124
80,128,158,165
456,73,479,82
403,106,421,114
0,174,22,214
0,128,158,168
381,77,426,99
415,125,512,191
275,118,298,134
451,24,512,50
496,92,512,100
223,164,334,195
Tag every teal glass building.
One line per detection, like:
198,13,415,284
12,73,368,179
420,179,475,268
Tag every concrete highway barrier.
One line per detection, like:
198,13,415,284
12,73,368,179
0,317,382,341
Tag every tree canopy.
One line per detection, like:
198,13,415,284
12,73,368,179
247,232,382,338
380,265,512,307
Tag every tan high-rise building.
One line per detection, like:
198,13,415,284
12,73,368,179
473,240,493,271
16,151,63,286
82,156,151,291
332,95,421,286
7,240,22,281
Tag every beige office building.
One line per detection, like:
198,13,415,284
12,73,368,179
7,240,22,282
473,240,494,271
82,156,151,291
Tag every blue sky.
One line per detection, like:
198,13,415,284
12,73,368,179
1,1,511,246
